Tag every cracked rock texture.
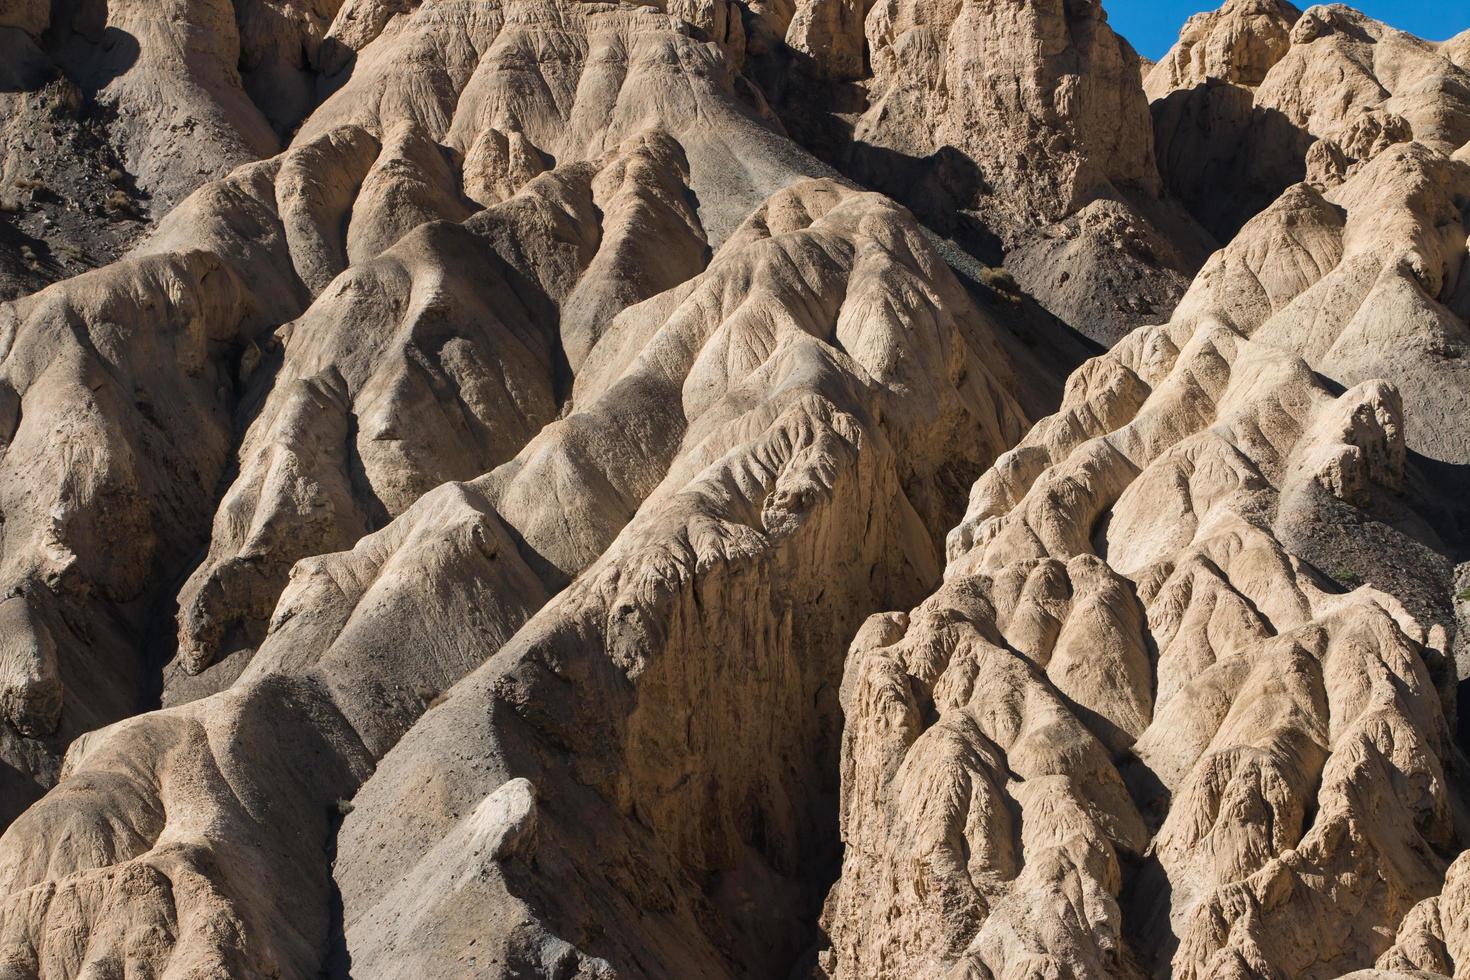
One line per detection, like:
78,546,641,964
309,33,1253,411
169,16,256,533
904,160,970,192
0,0,1467,979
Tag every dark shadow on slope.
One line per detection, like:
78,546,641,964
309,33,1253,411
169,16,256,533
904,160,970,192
1408,452,1470,565
1120,849,1179,979
940,239,1106,420
46,19,143,96
0,743,46,828
322,801,354,979
1152,81,1315,243
0,26,57,92
739,45,1003,265
846,143,1004,266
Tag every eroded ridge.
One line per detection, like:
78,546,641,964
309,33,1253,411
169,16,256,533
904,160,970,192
0,176,1032,978
0,0,816,826
822,100,1470,974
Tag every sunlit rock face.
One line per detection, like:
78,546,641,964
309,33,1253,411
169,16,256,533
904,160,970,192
0,2,1467,979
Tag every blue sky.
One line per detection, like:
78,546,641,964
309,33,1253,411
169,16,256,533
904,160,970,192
1109,1,1470,61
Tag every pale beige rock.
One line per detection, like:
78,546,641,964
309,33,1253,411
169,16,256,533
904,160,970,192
1377,851,1470,977
1151,0,1470,239
0,1,1031,975
837,0,1212,343
827,303,1458,980
1445,29,1470,71
0,2,1466,979
333,179,1028,978
0,248,259,823
785,0,866,81
0,176,1030,980
0,0,831,827
1144,0,1302,100
173,132,706,683
825,33,1470,971
462,128,550,207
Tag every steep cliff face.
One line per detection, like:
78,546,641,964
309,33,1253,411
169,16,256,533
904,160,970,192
1149,0,1470,242
767,0,1217,345
0,0,1467,978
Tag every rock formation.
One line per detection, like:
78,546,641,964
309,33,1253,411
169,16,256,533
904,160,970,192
1148,0,1470,242
762,0,1218,345
0,0,1467,978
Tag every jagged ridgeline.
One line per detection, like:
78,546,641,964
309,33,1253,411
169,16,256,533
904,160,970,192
0,0,1467,977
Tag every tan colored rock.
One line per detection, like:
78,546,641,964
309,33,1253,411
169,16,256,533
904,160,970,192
0,175,1030,980
1377,851,1470,977
173,132,705,683
462,128,550,207
0,248,259,823
0,0,832,827
1144,0,1302,100
858,0,1157,228
824,39,1470,972
1445,29,1470,72
1151,0,1470,239
0,2,1467,980
0,0,1036,973
837,0,1212,343
827,296,1457,980
333,179,1028,978
785,0,866,81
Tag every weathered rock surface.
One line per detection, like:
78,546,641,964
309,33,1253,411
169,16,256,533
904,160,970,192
0,169,1032,978
0,0,300,301
0,0,832,831
826,307,1458,980
1144,0,1302,99
825,37,1470,971
780,0,1218,345
0,0,1467,978
1149,0,1470,241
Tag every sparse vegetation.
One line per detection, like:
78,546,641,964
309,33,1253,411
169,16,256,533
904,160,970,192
980,264,1022,302
103,190,135,217
1332,567,1363,588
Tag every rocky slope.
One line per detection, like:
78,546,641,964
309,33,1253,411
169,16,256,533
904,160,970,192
753,0,1218,346
0,0,1467,978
